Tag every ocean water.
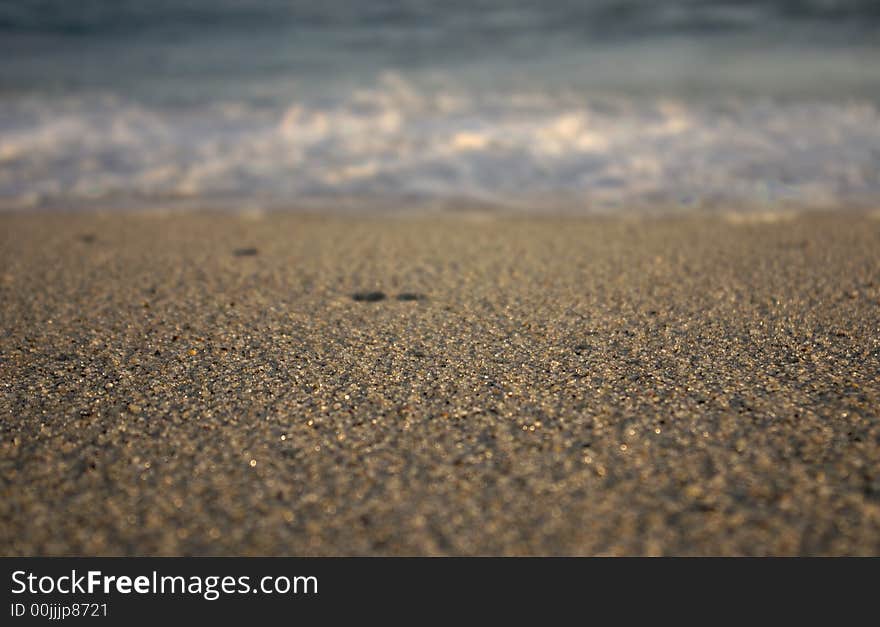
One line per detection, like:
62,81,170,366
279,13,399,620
2,0,880,212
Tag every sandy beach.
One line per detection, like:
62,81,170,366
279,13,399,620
1,209,879,555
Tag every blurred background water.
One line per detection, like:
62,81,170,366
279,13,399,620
1,0,879,211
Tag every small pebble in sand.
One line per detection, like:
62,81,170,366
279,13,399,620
352,291,386,302
233,247,258,257
396,292,427,301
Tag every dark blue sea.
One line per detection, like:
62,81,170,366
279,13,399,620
2,1,879,211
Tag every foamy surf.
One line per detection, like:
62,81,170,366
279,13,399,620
2,74,879,213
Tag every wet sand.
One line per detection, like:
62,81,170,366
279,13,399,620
1,210,879,555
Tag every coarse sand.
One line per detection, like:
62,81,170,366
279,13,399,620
1,210,879,555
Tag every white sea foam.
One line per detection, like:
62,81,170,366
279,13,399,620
1,74,879,212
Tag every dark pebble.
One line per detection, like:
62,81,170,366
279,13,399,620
78,234,96,244
352,291,386,302
396,293,427,301
233,247,258,257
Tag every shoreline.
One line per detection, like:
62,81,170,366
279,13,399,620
4,195,880,219
1,210,879,555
